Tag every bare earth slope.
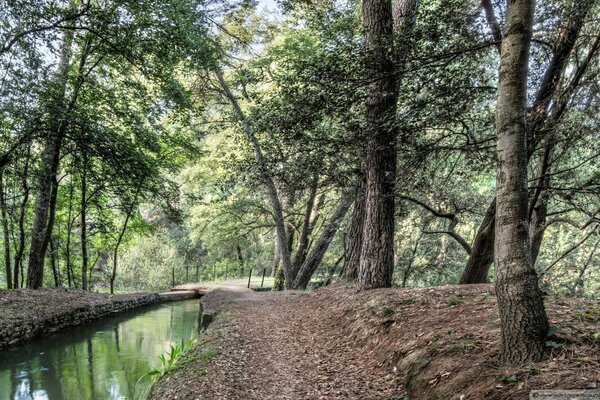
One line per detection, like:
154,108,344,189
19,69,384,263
151,283,600,400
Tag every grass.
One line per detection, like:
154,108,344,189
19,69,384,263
445,296,461,307
381,306,395,318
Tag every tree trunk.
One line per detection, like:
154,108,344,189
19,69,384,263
494,0,549,365
65,180,74,288
49,237,60,287
270,232,280,277
400,231,423,288
27,132,64,288
13,147,31,288
459,199,495,284
80,151,88,290
458,0,593,285
110,198,137,294
357,0,399,290
236,244,244,278
344,179,365,281
529,196,547,266
0,170,12,288
44,174,61,287
215,70,294,288
292,194,353,289
292,176,321,277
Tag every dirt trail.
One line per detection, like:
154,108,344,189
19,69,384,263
151,287,404,400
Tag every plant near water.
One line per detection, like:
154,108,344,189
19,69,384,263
140,339,197,382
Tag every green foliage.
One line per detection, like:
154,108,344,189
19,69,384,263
115,229,185,291
141,339,198,381
445,296,461,307
498,375,519,384
381,307,395,318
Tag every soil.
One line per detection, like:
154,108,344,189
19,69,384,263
0,287,158,348
150,283,600,400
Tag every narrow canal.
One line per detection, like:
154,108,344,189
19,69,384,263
0,299,201,400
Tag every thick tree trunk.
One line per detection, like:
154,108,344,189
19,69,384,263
344,179,365,281
27,135,64,288
357,0,399,290
0,170,12,288
292,194,353,289
459,199,495,284
494,0,549,365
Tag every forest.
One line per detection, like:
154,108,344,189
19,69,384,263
1,0,600,397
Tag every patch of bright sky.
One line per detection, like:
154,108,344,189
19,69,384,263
258,0,278,13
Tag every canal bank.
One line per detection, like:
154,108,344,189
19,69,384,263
0,287,202,349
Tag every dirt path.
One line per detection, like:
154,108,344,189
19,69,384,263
151,288,404,399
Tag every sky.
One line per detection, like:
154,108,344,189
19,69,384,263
258,0,279,13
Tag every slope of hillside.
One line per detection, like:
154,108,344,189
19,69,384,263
151,283,600,399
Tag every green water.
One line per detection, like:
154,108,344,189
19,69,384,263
0,299,201,400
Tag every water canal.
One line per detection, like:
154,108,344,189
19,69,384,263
0,299,201,399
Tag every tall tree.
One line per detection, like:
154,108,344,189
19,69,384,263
214,70,295,289
26,19,76,289
460,0,596,284
357,0,419,290
494,0,549,364
356,0,398,290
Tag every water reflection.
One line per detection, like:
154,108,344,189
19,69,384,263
0,299,200,400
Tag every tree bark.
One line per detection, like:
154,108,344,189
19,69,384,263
0,170,12,288
459,199,495,284
357,0,400,290
344,179,365,281
292,194,353,289
236,244,244,278
494,0,549,365
270,231,280,277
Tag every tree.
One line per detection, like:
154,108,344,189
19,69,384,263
357,0,419,290
355,0,398,290
494,0,549,364
459,0,597,284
